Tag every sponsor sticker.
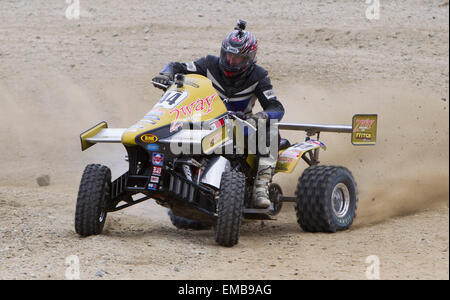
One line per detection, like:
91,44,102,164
147,183,158,191
146,143,160,152
152,166,162,176
352,114,377,145
141,133,158,144
210,118,225,131
169,93,216,132
292,142,318,151
355,132,372,139
278,156,295,163
150,176,159,183
263,89,276,99
209,131,223,147
309,140,325,147
129,124,146,130
279,141,324,161
146,108,165,117
280,150,301,159
140,120,156,124
226,46,239,54
353,119,375,133
143,115,160,120
152,153,164,166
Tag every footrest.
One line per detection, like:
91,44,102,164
243,208,276,220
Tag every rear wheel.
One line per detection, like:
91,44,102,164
75,164,111,237
215,171,246,247
295,165,358,232
167,209,212,230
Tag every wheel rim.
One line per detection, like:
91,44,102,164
99,211,106,223
331,183,350,218
269,186,276,208
268,184,282,214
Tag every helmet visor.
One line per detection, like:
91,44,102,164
220,47,252,73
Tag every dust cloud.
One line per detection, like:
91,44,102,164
0,73,448,224
0,73,158,186
275,80,449,225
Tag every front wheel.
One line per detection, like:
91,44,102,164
75,164,111,237
214,171,246,247
295,165,358,233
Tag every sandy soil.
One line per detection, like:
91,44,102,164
0,0,448,280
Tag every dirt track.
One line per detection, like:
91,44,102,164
0,0,448,280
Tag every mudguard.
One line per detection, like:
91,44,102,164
80,121,126,151
275,140,326,173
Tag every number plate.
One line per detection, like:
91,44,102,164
351,114,377,145
155,90,189,109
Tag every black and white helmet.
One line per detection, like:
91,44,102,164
219,20,258,77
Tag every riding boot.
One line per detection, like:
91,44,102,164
252,159,275,208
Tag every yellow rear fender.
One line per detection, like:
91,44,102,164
275,140,326,173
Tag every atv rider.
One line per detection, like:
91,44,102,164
152,20,285,209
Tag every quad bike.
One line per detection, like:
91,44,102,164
76,73,377,247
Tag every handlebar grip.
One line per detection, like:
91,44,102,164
151,80,171,91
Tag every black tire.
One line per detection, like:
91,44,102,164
215,171,246,247
268,183,283,216
295,165,358,233
167,209,212,230
75,164,111,237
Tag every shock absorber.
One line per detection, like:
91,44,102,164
182,164,195,202
182,164,192,181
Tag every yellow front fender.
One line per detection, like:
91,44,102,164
80,121,126,151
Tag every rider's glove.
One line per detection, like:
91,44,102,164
249,111,269,122
230,111,248,120
152,73,172,88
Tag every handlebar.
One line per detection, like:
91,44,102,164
151,80,172,91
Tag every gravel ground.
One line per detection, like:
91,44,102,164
0,0,448,280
